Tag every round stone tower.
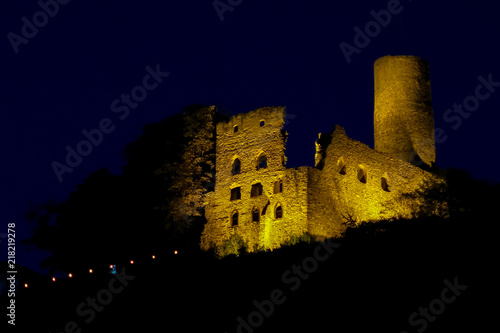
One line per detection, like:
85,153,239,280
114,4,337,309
374,55,435,167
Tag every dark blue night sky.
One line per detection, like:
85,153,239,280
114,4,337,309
2,0,499,273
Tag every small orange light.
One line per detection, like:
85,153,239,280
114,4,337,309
68,273,73,278
130,260,134,264
52,277,56,282
109,265,114,269
152,255,156,259
174,250,178,255
89,269,93,273
24,283,28,288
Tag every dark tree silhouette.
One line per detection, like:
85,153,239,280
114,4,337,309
25,169,139,272
24,105,226,272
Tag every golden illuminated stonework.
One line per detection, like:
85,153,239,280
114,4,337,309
200,55,447,257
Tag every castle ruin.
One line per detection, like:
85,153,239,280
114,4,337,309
200,55,446,257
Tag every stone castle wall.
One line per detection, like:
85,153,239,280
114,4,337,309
201,107,309,255
201,55,445,256
310,126,441,237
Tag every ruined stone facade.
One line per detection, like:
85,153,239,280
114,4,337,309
200,55,446,257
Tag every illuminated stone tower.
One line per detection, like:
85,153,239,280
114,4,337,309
202,106,310,255
374,55,435,167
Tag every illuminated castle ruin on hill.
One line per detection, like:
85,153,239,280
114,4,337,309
200,55,447,257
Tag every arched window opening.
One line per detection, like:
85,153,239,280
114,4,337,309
251,183,263,197
231,212,239,226
381,177,390,192
233,125,238,133
257,154,267,170
252,207,260,222
381,173,390,192
232,158,241,175
274,180,283,194
357,166,367,183
275,205,283,219
230,187,241,201
338,157,346,175
260,120,265,127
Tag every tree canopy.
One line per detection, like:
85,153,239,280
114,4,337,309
24,105,226,273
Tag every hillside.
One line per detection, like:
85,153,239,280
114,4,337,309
13,211,496,332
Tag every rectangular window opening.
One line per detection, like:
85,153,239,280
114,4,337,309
251,183,263,197
231,187,241,200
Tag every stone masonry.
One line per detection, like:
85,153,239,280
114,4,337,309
200,55,446,257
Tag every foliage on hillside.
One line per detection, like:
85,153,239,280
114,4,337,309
23,105,226,273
